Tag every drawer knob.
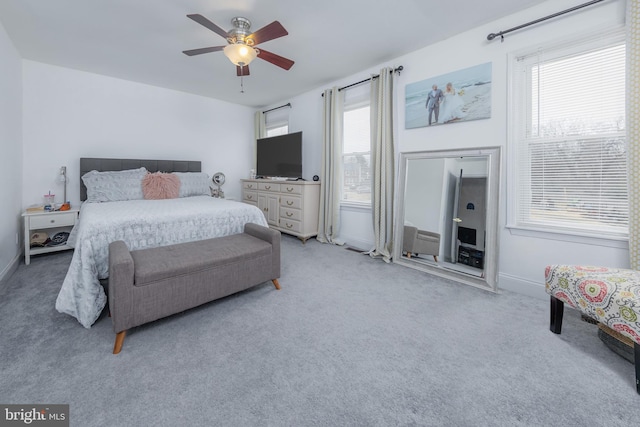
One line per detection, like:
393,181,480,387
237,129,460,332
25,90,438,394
247,195,253,199
286,223,293,229
287,187,293,192
265,185,271,190
248,184,253,188
286,212,293,217
287,201,293,206
50,219,55,223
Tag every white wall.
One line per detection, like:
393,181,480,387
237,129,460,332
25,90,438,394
0,20,23,283
286,89,324,181
260,0,629,297
22,61,255,209
404,158,444,231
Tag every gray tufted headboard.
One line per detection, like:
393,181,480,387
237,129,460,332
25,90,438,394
79,157,202,201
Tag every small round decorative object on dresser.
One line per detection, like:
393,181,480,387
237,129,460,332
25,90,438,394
313,175,319,181
211,172,226,198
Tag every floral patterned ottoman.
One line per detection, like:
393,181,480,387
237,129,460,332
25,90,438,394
545,265,640,394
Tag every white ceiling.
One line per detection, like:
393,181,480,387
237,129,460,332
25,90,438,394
0,0,548,108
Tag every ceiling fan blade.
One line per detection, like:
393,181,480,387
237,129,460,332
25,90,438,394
182,46,225,56
236,65,250,76
187,14,228,40
257,49,294,70
248,21,288,46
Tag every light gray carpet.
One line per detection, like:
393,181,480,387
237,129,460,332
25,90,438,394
1,235,639,426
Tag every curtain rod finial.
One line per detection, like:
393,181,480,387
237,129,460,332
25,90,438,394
487,33,497,41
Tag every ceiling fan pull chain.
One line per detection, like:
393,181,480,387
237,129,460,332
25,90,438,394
240,75,245,93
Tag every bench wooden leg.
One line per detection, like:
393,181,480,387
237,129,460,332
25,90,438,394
550,296,564,334
272,279,281,290
113,330,127,354
635,343,640,395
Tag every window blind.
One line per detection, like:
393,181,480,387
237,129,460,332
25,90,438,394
512,31,627,237
265,107,289,136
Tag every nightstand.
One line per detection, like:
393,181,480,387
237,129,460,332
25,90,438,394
22,209,79,265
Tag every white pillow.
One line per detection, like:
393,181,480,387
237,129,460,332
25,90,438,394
82,167,148,202
174,172,211,197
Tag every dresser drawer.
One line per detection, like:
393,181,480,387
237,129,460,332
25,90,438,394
280,196,301,209
280,207,301,221
281,184,302,195
243,181,258,190
243,191,258,203
280,219,301,233
258,182,280,192
30,212,76,229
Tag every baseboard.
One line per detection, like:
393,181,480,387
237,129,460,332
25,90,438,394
0,250,22,293
498,272,547,300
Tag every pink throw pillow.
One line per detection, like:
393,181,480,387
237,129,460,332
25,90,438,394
142,172,181,200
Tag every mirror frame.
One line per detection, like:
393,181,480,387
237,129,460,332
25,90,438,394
393,146,501,292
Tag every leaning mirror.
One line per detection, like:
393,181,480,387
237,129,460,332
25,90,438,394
393,147,501,292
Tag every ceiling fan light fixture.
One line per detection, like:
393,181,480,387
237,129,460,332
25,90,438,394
223,43,257,66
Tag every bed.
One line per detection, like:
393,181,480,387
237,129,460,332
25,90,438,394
55,158,268,328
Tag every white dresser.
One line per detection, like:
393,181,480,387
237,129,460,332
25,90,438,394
241,179,320,242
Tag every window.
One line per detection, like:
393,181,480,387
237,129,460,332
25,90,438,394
342,103,371,204
510,29,627,238
265,107,289,137
265,124,288,137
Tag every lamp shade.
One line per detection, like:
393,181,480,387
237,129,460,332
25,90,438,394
223,43,257,66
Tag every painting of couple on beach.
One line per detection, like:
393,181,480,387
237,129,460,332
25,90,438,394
405,62,492,129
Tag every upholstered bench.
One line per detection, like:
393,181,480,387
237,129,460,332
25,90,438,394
545,265,640,393
108,223,281,354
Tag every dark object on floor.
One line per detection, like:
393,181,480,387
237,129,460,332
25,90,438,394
598,323,635,364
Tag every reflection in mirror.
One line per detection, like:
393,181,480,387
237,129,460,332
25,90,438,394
393,147,500,292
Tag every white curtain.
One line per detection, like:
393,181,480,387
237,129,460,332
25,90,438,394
317,87,345,244
368,67,396,262
254,111,266,170
254,110,266,139
628,1,640,269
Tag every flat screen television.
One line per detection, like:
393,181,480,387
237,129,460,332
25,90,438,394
256,131,302,179
457,226,477,246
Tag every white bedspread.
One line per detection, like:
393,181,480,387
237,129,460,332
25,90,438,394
55,196,268,328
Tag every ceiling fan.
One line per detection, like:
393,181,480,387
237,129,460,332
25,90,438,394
183,14,295,77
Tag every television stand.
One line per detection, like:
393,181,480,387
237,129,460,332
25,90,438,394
241,179,320,242
457,245,484,269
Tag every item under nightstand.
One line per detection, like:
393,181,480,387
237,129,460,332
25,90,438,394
22,208,79,265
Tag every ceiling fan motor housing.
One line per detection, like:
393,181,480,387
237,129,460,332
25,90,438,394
228,17,253,45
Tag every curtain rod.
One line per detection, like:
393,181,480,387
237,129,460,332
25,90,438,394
487,0,605,41
262,102,291,114
321,66,404,97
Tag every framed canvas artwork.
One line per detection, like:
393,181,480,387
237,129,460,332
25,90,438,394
405,62,492,129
